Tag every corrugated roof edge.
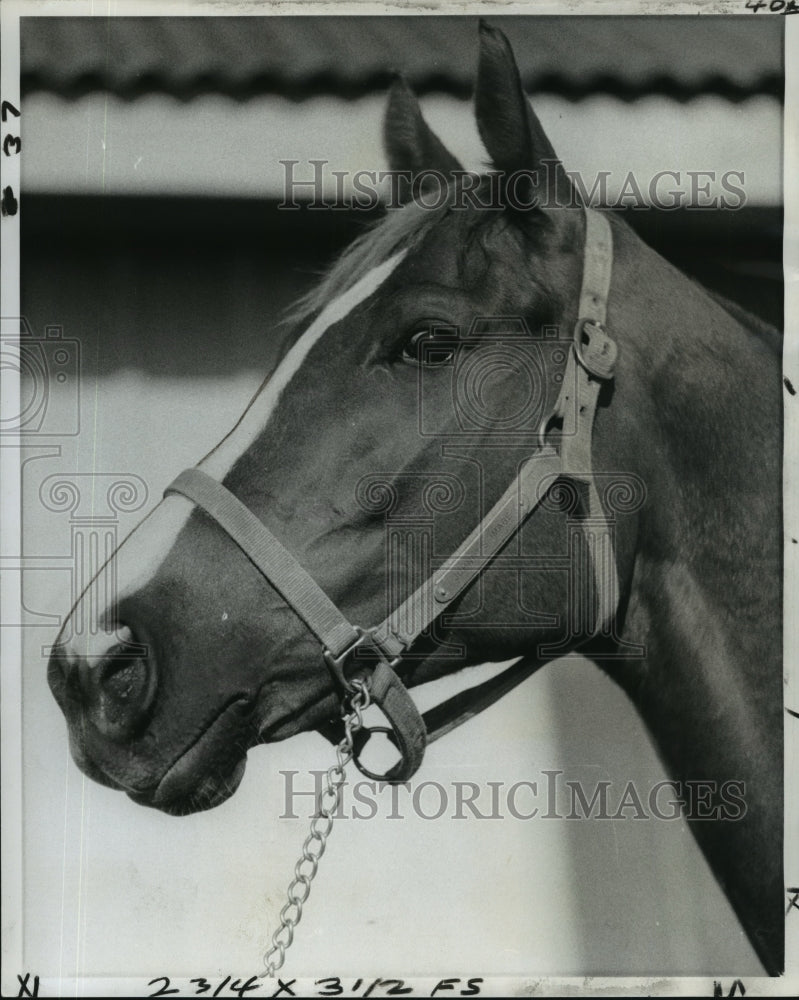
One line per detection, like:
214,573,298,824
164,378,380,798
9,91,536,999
20,70,785,103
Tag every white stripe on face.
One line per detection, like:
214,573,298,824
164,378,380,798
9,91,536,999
199,250,407,479
63,251,407,658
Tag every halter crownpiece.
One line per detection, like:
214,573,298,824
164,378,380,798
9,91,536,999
165,205,619,783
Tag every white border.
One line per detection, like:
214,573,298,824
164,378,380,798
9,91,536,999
1,2,795,996
1,1,23,988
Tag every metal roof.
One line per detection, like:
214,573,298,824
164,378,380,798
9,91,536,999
21,15,784,102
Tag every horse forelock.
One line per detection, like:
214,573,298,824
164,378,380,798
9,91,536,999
284,197,452,331
284,175,544,328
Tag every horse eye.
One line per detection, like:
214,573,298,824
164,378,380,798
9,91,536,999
401,323,458,367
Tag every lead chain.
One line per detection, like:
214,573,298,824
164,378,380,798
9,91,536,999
263,678,371,977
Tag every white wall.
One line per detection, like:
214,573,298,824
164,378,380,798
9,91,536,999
23,92,782,206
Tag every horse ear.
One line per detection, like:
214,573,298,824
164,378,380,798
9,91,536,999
475,21,573,208
383,76,463,184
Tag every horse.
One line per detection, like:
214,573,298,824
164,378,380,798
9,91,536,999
47,22,783,977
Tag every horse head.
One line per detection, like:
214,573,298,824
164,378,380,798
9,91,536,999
49,23,633,814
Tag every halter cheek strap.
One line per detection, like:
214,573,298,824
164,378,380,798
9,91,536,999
547,204,619,629
164,206,619,783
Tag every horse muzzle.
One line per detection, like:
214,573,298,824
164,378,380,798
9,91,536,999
49,630,257,815
134,695,253,814
129,757,249,817
48,625,158,742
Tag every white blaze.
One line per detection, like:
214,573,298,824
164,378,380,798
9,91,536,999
200,251,406,479
64,251,406,658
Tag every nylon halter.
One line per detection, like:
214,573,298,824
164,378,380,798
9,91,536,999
165,205,619,783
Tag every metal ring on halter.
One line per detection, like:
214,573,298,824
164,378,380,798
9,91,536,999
323,625,370,692
350,725,403,782
323,626,401,693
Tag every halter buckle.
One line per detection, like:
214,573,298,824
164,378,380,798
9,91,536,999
323,626,401,692
574,319,618,381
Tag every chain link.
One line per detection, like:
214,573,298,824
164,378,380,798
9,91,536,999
263,678,371,978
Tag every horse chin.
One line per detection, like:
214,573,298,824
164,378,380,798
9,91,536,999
131,756,248,816
129,696,254,815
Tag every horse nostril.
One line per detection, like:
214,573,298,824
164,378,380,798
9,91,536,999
92,628,157,740
48,626,158,740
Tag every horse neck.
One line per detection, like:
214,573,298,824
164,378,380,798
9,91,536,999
597,217,783,969
606,215,781,724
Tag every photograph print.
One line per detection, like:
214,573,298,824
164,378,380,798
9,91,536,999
2,5,795,997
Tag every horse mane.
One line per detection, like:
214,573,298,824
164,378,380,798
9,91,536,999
284,197,452,330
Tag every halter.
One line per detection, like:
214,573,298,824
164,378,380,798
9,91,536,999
165,206,619,783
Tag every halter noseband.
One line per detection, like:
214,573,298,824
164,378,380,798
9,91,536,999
165,206,619,783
